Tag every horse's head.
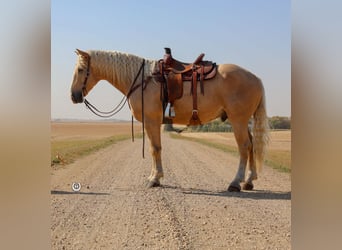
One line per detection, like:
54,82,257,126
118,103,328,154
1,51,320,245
70,49,98,103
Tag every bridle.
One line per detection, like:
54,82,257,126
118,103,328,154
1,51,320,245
81,57,90,97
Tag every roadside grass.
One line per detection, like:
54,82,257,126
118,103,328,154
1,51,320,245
169,132,291,173
51,134,141,166
264,150,291,173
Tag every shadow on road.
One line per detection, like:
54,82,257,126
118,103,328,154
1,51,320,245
161,185,291,200
51,190,110,195
51,186,290,200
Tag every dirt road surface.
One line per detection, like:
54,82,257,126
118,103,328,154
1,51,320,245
51,133,291,249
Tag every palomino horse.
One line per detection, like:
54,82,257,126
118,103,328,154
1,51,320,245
70,49,269,192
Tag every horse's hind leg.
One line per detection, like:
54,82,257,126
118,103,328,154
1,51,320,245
144,120,164,187
243,129,257,190
228,121,251,192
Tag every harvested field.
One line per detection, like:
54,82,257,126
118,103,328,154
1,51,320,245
179,130,291,151
51,121,141,141
51,121,142,166
178,130,291,172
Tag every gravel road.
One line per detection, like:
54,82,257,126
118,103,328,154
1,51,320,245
51,134,291,249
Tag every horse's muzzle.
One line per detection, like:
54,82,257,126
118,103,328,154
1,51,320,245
71,91,84,103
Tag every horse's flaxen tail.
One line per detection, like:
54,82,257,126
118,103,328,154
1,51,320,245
253,86,269,173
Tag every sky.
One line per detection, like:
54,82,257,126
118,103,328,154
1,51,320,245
51,0,290,121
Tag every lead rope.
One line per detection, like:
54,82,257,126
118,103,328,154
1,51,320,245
141,60,145,158
131,115,134,142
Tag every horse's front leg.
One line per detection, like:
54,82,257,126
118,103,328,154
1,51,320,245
144,119,163,187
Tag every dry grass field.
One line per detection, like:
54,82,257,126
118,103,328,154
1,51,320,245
51,121,141,140
51,121,141,166
177,130,291,172
177,130,290,151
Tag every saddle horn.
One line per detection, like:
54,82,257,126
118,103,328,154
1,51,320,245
164,47,172,55
163,47,173,65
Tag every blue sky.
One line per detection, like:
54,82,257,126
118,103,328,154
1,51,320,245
51,0,290,120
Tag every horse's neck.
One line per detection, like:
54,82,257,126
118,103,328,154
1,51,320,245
90,51,153,96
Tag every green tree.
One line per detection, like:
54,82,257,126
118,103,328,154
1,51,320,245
269,116,291,129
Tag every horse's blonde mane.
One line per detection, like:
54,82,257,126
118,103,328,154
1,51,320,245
84,50,158,86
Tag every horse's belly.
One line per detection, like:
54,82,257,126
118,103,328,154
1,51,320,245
172,91,223,125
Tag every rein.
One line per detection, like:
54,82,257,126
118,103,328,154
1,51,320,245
83,59,146,158
84,96,127,118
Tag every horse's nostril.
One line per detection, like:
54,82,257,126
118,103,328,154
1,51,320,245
71,93,76,103
71,91,83,103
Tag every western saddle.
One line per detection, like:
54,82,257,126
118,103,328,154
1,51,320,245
156,48,217,125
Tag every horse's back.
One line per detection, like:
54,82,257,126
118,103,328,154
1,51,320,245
218,64,262,86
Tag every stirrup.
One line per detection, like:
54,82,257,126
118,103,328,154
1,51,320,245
164,103,176,118
170,106,175,117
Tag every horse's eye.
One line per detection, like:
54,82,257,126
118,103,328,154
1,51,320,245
78,68,84,73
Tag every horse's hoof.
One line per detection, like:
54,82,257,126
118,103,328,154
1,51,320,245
146,180,160,188
243,182,254,190
228,183,241,192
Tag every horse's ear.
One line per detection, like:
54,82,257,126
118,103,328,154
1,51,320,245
75,49,89,58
